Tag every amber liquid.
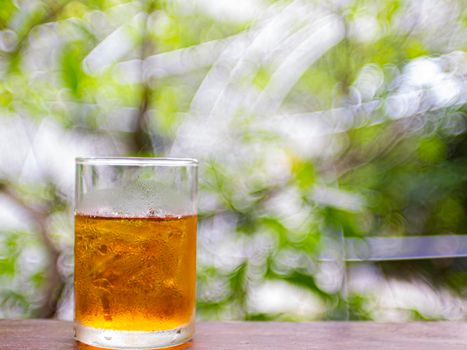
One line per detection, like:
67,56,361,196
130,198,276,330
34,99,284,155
74,214,197,331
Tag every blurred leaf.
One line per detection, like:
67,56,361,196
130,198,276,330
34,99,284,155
269,269,331,301
405,39,429,59
320,207,363,238
197,299,227,315
0,290,29,314
0,0,18,29
0,232,19,276
292,161,315,190
347,293,373,320
0,256,16,276
252,67,271,90
378,0,401,24
410,309,444,321
417,137,446,164
229,262,247,300
154,86,180,135
0,85,13,108
261,216,288,247
31,271,45,289
60,42,87,98
60,1,90,20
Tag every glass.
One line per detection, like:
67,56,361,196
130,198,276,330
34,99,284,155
74,157,198,349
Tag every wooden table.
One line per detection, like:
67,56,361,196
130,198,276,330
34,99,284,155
1,320,466,349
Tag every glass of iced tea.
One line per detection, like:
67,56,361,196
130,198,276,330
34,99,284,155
74,157,197,349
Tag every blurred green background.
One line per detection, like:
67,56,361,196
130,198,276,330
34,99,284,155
0,0,466,321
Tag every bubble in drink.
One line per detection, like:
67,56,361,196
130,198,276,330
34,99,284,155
74,214,197,331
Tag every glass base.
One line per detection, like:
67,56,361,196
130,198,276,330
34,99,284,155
74,321,194,349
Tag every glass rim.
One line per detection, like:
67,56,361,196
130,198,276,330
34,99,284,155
75,157,198,167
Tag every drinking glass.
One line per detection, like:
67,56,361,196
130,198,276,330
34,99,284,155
74,157,198,349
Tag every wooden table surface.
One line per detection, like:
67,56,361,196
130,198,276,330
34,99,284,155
1,320,467,350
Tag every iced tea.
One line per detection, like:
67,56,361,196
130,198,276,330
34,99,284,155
74,214,197,331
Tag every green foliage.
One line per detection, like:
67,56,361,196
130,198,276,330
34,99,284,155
0,233,20,277
417,137,446,164
293,161,316,190
0,291,30,315
0,0,18,29
347,294,374,321
0,0,466,322
61,42,87,98
252,67,272,91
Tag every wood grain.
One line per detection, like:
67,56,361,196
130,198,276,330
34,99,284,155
1,320,467,350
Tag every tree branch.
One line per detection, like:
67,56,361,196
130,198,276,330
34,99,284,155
0,181,63,318
131,1,158,155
